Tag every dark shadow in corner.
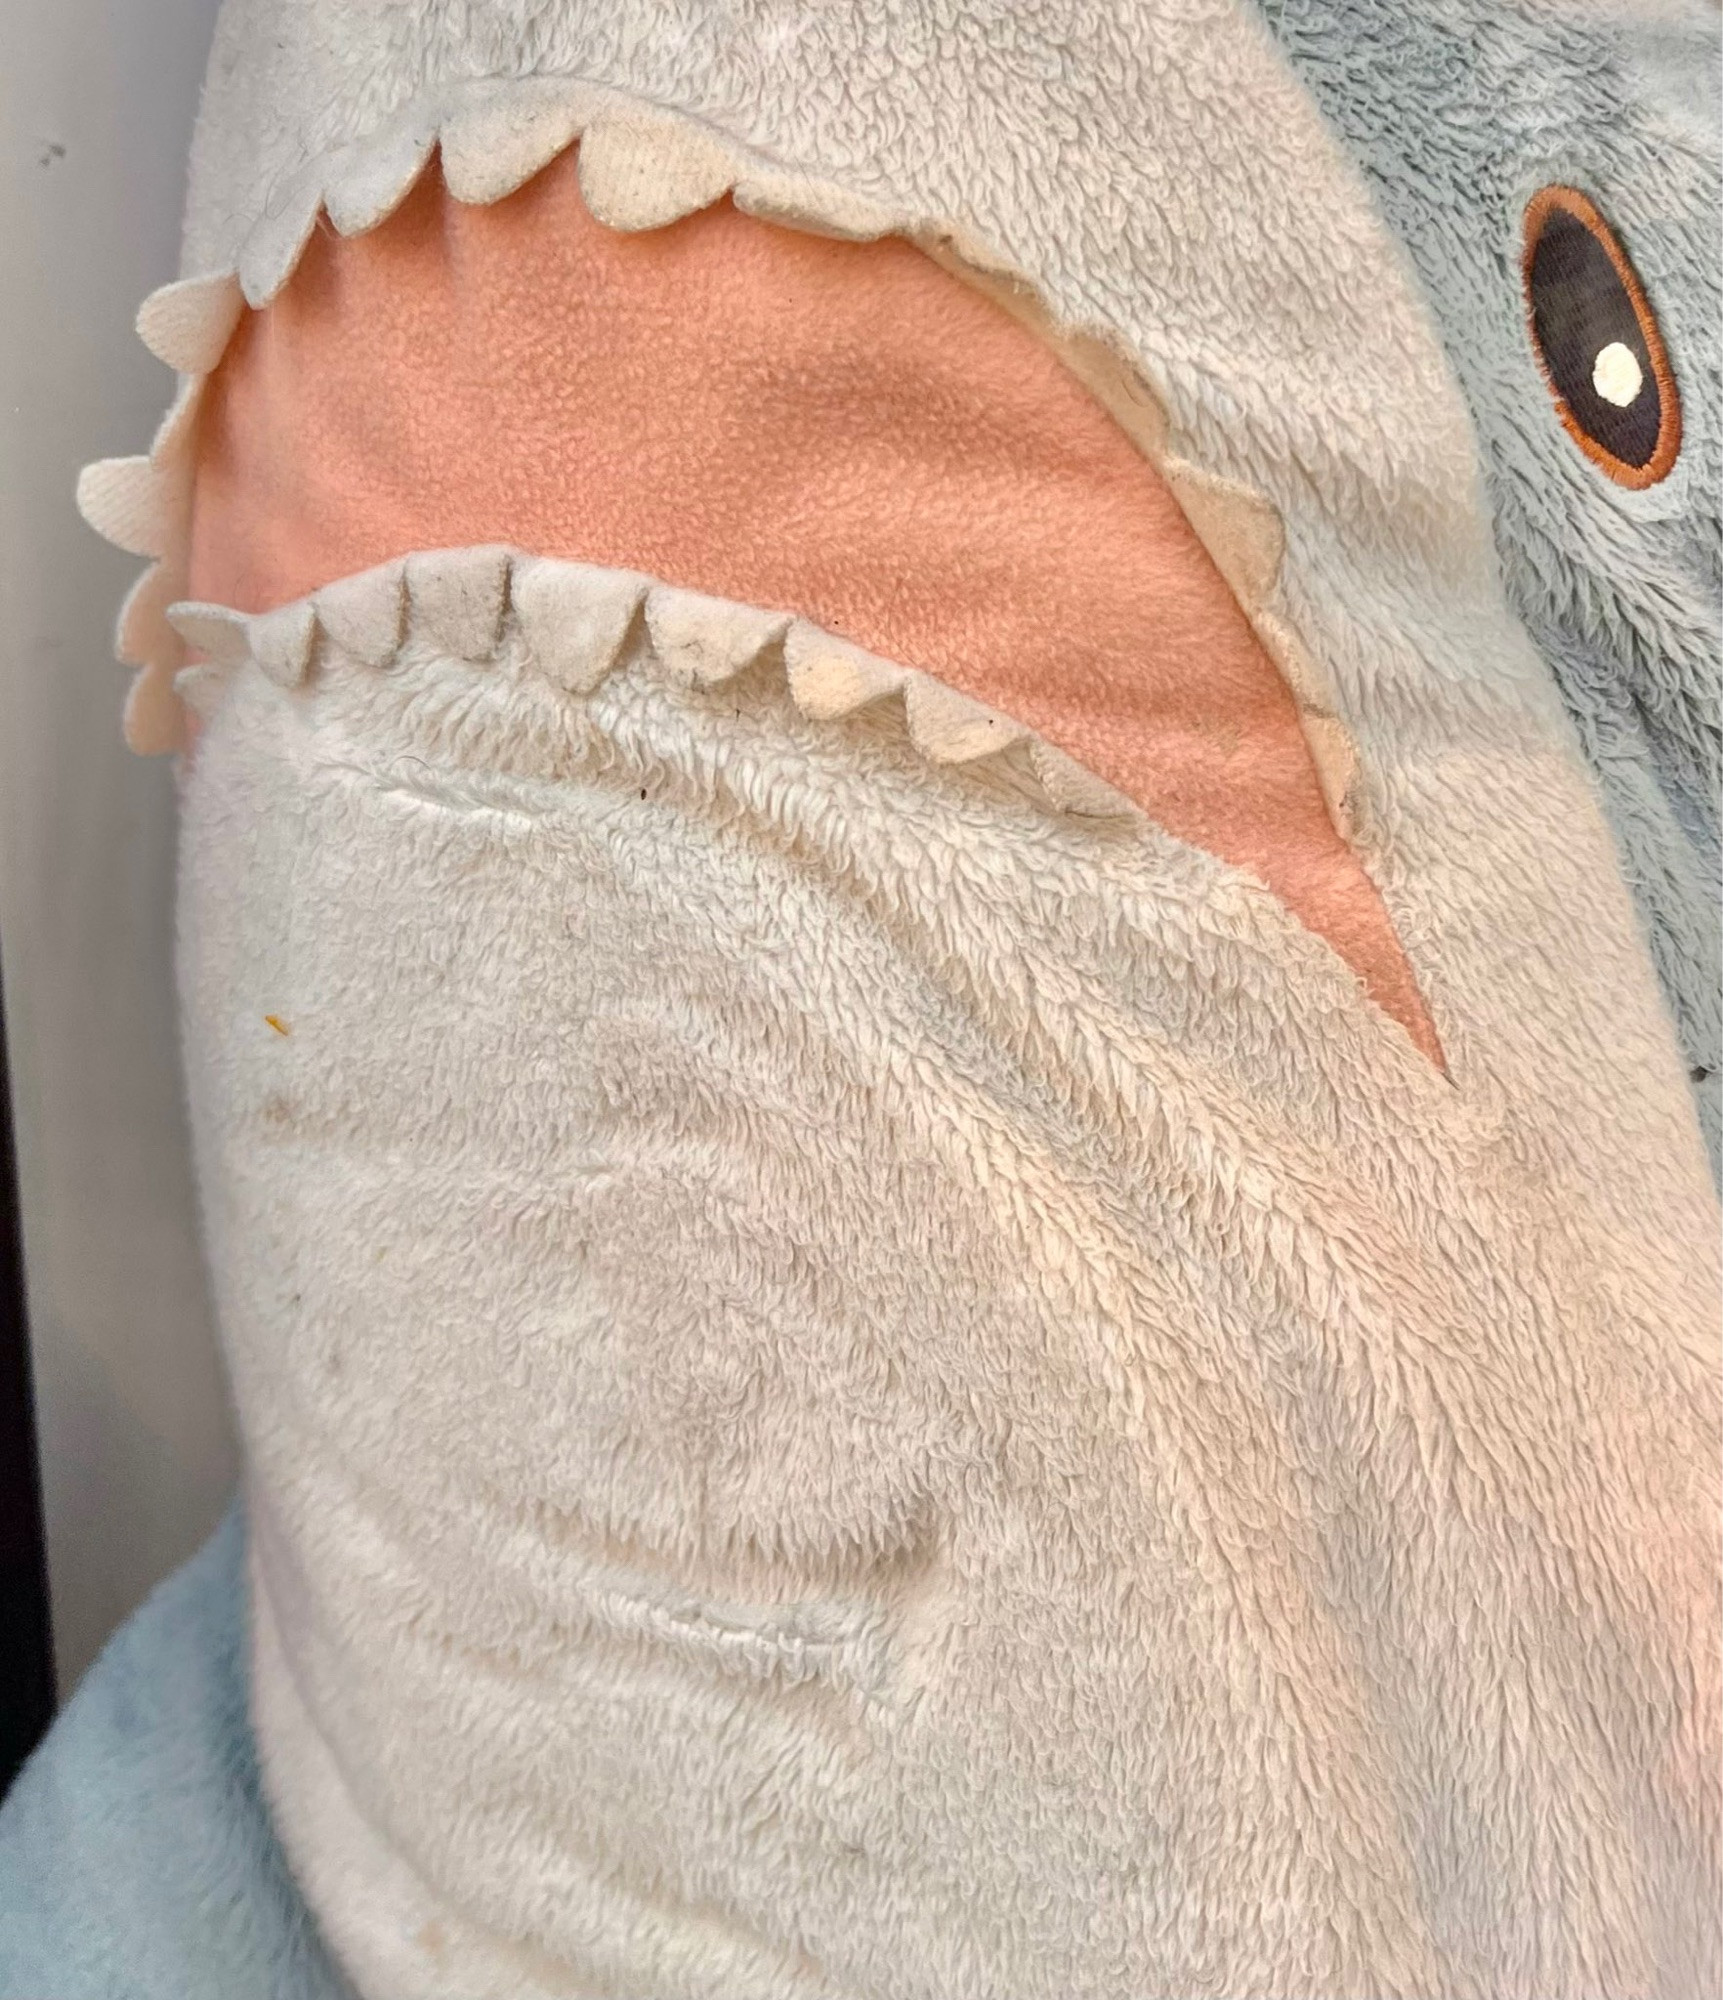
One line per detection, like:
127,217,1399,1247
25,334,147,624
0,947,54,1799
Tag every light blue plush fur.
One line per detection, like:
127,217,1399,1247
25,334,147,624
0,1510,350,2000
6,8,1715,1993
1263,0,1722,1173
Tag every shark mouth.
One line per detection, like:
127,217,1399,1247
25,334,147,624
76,71,1439,1060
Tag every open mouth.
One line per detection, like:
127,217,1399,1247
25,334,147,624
78,74,1440,1064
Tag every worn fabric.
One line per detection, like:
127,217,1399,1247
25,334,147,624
187,159,1434,1047
49,0,1723,1994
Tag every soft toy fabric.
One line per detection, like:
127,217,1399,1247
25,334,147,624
1264,0,1721,1171
41,2,1721,1996
181,164,1436,1050
0,1510,349,1999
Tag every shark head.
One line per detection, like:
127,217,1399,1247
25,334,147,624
1267,0,1721,1168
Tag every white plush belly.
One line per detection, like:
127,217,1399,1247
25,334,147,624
176,598,1718,1998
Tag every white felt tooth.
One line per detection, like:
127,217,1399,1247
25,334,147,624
135,273,245,374
576,115,736,232
406,546,512,659
1163,460,1282,608
924,218,1026,286
76,455,172,557
512,559,645,693
313,562,405,667
238,162,326,306
783,623,906,720
440,77,591,204
123,660,188,756
1254,608,1343,722
116,560,183,667
149,376,205,470
248,599,319,689
732,171,899,243
903,675,1028,764
1067,335,1172,466
645,587,789,687
166,600,252,665
323,112,439,235
1301,714,1359,839
172,663,230,723
1028,741,1134,818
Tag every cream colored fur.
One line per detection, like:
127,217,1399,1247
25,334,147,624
156,2,1722,1994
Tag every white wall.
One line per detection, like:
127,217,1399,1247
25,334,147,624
0,0,234,1696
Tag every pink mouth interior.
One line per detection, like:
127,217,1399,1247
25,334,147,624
187,150,1440,1062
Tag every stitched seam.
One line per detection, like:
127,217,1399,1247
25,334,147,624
76,69,1361,843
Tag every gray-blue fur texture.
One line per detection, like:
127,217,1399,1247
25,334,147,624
0,1511,351,2000
1264,0,1721,1174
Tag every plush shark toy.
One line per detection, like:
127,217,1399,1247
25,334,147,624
2,3,1716,1997
1268,0,1721,1173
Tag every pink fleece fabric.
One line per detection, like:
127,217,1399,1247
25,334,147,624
188,152,1438,1058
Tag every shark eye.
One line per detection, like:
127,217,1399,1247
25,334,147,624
1522,185,1680,488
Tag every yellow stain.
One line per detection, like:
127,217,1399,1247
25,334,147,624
264,1014,291,1037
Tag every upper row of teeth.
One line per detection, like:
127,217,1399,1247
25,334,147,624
73,68,1356,833
74,76,1012,582
164,546,1136,818
72,75,998,761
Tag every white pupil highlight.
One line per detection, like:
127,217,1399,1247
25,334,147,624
1592,340,1644,409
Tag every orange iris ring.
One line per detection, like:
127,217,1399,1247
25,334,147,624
1520,183,1682,491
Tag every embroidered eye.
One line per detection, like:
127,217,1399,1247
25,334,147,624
1522,185,1680,488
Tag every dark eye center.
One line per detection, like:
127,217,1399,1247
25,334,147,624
1523,187,1679,488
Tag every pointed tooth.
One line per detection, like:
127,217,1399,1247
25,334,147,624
923,218,1023,286
166,600,252,665
123,661,188,755
1254,608,1341,720
135,273,245,374
1162,460,1282,608
116,560,183,667
249,599,319,689
903,675,1028,763
733,172,899,242
1062,334,1172,465
173,663,230,723
783,623,906,719
1028,741,1134,818
645,587,789,687
440,77,590,204
511,558,644,693
76,455,176,557
238,162,326,306
149,376,205,471
576,115,736,232
1300,714,1358,840
323,112,439,234
405,545,512,658
313,561,405,666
